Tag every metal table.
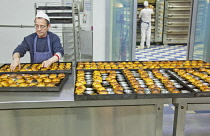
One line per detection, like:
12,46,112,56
0,69,172,136
173,97,210,136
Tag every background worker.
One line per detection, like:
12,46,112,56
10,11,64,71
139,1,154,49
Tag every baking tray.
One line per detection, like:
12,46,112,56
167,68,210,97
0,73,69,92
76,60,208,70
74,69,136,101
76,61,143,70
140,60,207,69
0,62,72,74
125,69,195,99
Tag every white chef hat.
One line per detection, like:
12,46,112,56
144,1,149,6
36,11,50,22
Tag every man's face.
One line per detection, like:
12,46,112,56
34,18,50,38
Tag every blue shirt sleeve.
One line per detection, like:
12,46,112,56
13,36,32,57
50,32,64,57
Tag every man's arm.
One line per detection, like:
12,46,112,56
42,33,64,68
10,52,21,71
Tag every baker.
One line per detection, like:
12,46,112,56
10,11,64,71
139,1,154,49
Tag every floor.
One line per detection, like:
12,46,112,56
135,45,187,61
135,45,210,136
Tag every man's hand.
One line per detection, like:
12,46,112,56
41,55,59,68
42,59,53,68
10,58,20,71
10,52,21,71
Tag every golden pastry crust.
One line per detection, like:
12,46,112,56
151,89,160,94
49,74,57,79
40,74,47,78
114,89,124,94
99,90,108,94
32,74,39,79
16,78,25,84
9,83,18,87
0,74,8,79
46,83,56,87
58,73,65,79
36,78,43,83
23,74,31,78
1,81,9,87
75,86,85,94
28,83,37,87
37,83,45,87
44,78,52,83
52,78,60,84
19,83,28,87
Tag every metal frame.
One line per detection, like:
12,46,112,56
154,0,165,43
72,2,81,66
187,0,198,60
105,0,111,61
173,97,210,136
132,0,137,60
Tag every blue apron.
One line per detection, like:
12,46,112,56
33,35,52,63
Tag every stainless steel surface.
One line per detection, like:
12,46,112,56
0,105,160,136
80,30,93,61
187,0,201,60
132,0,138,60
163,113,210,136
0,66,172,136
173,97,210,136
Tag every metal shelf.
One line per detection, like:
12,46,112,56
36,6,72,10
163,0,191,44
168,6,191,8
35,3,81,65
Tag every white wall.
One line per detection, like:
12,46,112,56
0,0,106,63
0,0,37,63
92,0,106,61
0,0,62,63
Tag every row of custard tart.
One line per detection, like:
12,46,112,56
173,68,210,92
77,61,143,69
75,70,129,95
0,73,65,87
77,60,207,69
123,69,181,94
0,62,71,72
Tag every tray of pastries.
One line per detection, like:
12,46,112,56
74,69,136,100
140,60,206,69
76,61,143,69
168,68,210,97
76,60,207,70
0,72,68,92
0,62,72,74
123,69,195,98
